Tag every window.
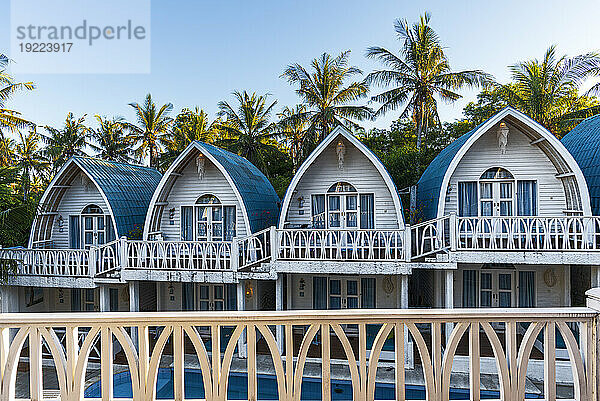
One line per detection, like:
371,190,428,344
518,271,535,307
516,181,538,216
181,194,236,241
462,270,477,307
109,288,119,312
458,182,478,217
80,204,107,247
311,182,374,229
480,167,514,180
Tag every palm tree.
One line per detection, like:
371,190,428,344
0,54,35,134
157,107,216,171
42,113,90,170
216,91,279,173
127,94,174,168
281,51,372,143
15,131,49,200
277,105,310,172
365,13,493,149
498,45,600,136
0,135,16,166
90,116,133,163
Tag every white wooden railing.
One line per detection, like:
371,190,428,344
456,216,600,251
235,227,274,270
124,240,233,271
1,307,598,401
0,247,92,277
410,215,453,259
277,229,406,262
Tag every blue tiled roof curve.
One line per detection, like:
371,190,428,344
73,157,162,238
416,122,485,220
193,142,281,232
562,115,600,216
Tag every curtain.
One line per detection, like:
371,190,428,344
360,194,375,229
226,283,237,311
109,288,119,312
462,270,477,307
181,206,193,240
518,271,535,307
361,278,376,308
105,216,115,242
69,216,80,249
458,182,478,217
311,195,325,228
313,277,327,309
71,289,81,312
224,206,236,240
517,181,537,216
182,283,195,310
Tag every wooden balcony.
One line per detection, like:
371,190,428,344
2,300,599,400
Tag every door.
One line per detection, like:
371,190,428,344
480,182,513,217
480,271,514,307
198,284,225,311
327,194,358,229
328,278,360,309
82,215,105,247
195,205,224,241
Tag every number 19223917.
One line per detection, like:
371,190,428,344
19,42,73,52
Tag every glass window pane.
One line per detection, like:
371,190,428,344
199,286,209,300
199,301,209,311
214,285,224,300
329,280,341,295
499,274,512,290
196,206,207,221
346,212,357,228
347,297,359,309
84,217,93,230
84,232,93,245
329,296,341,309
347,280,358,296
500,183,512,199
212,207,222,221
197,222,207,237
346,196,357,211
97,217,104,230
480,183,492,199
212,223,222,238
500,201,513,216
329,213,340,228
329,196,340,211
481,291,492,307
97,232,105,245
481,201,493,216
481,273,492,290
214,301,224,311
499,292,511,308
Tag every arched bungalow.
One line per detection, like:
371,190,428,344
416,107,592,310
142,141,280,312
277,125,408,313
8,156,161,314
30,157,161,249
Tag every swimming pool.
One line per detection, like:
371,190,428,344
85,368,543,400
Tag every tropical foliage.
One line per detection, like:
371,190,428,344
90,116,132,163
0,54,35,134
42,113,90,170
366,12,493,148
282,51,372,145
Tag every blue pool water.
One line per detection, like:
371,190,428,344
85,368,543,400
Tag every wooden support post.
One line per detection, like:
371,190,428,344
99,285,110,312
276,275,284,354
445,270,454,338
129,281,140,348
237,281,247,358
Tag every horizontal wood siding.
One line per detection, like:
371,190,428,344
445,124,567,216
285,137,400,228
51,173,108,248
157,158,247,240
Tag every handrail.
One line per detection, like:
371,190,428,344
0,247,91,277
410,215,452,259
0,307,597,401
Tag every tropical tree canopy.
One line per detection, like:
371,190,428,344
0,54,35,134
497,45,600,137
127,93,174,168
15,131,49,199
281,51,372,144
42,113,90,170
216,91,281,175
365,12,493,149
277,105,310,172
90,115,133,163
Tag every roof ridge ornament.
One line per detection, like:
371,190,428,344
196,154,206,180
497,122,509,154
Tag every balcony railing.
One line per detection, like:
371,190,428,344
0,247,92,277
456,216,600,251
1,306,598,401
277,229,407,262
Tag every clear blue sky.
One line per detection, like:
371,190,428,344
2,0,600,133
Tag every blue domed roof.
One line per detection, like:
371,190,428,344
562,115,600,215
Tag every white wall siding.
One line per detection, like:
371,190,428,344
157,158,248,241
445,125,567,216
284,137,400,229
51,173,108,248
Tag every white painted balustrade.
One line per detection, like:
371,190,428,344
456,216,600,251
0,307,598,401
277,229,406,262
0,248,91,277
410,216,452,259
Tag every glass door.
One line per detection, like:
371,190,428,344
326,278,362,309
198,284,225,311
82,215,105,247
480,271,514,307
